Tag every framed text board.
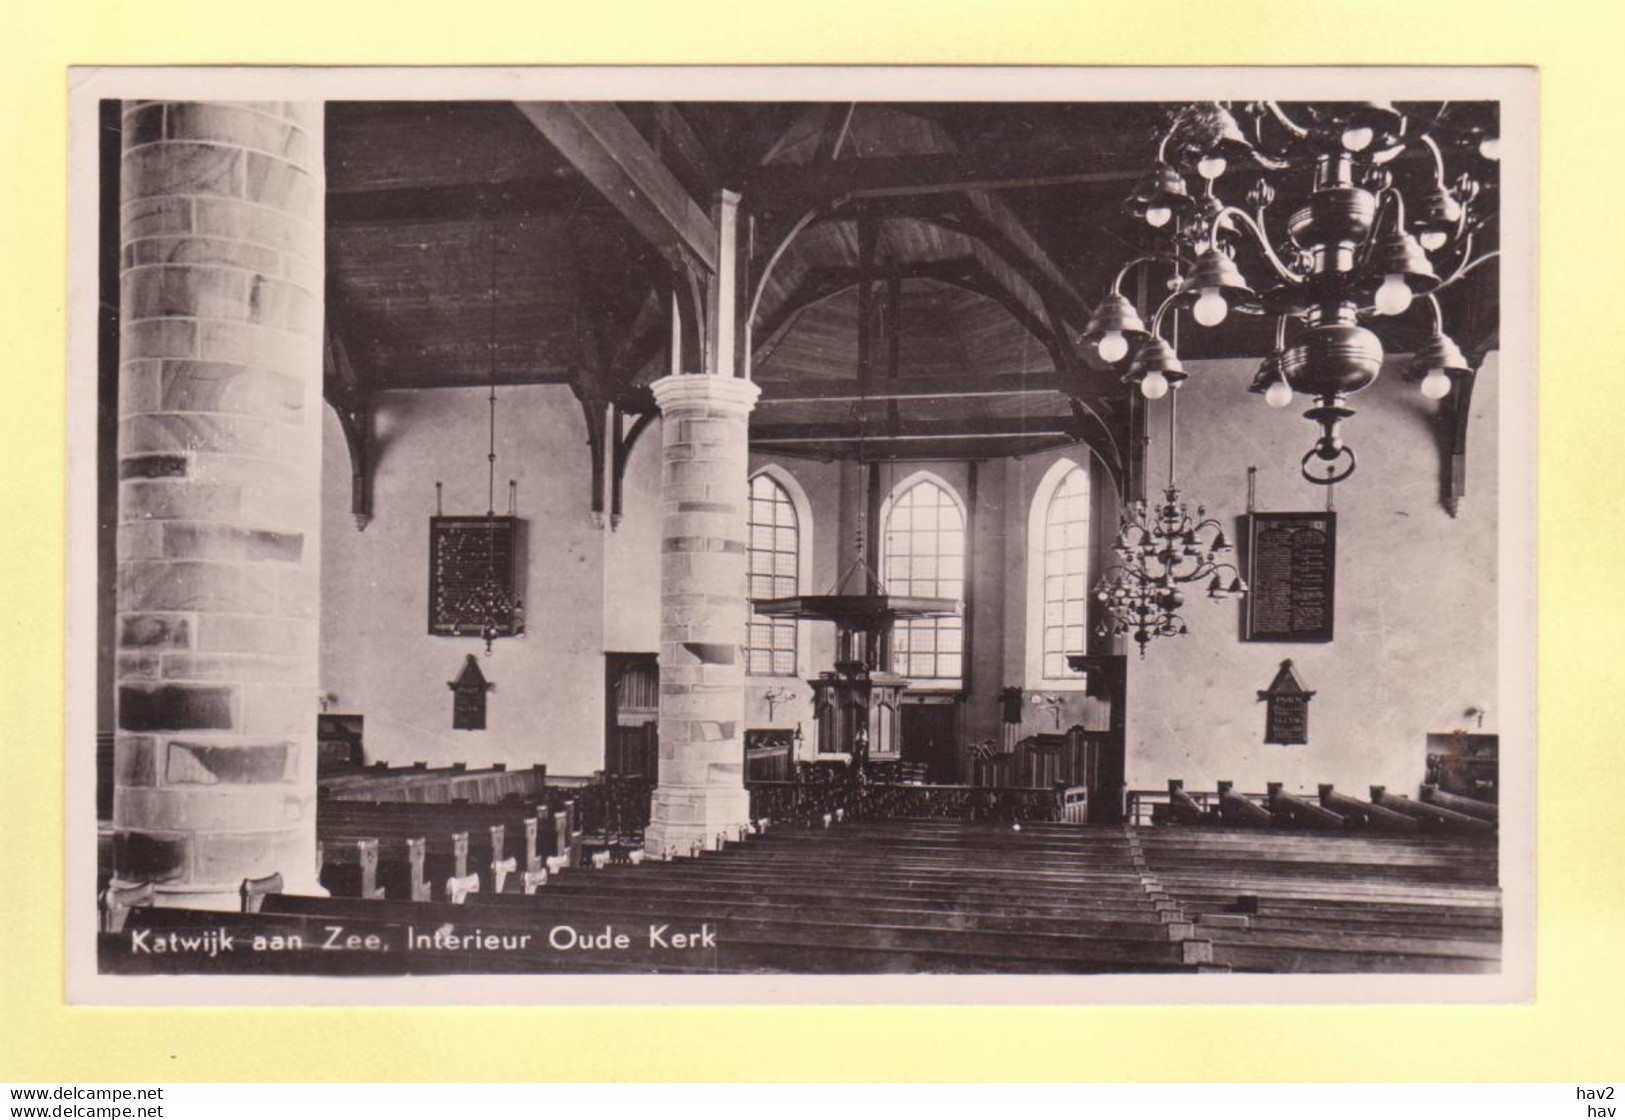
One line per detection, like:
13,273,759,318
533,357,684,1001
428,515,522,638
1242,512,1336,643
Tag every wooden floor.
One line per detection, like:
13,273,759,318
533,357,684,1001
100,819,1500,976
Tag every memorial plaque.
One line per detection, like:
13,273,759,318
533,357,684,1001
1242,511,1336,643
449,655,491,731
428,515,522,638
1258,659,1315,746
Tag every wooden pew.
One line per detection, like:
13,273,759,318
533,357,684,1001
1421,784,1498,823
1132,819,1501,972
1319,784,1420,832
316,833,429,901
99,881,154,933
316,816,483,902
1216,781,1272,828
1267,783,1345,830
1167,780,1210,825
320,802,537,893
1372,786,1496,835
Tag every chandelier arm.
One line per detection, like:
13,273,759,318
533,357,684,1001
1168,558,1205,582
1148,290,1186,336
1421,291,1445,335
1244,149,1295,172
1111,253,1193,295
1433,247,1500,294
1259,101,1311,142
1356,187,1408,275
1419,132,1451,188
1211,206,1304,286
1411,102,1455,146
1154,124,1175,166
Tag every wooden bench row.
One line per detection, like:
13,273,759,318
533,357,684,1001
1124,817,1501,974
99,815,1501,976
320,763,553,805
98,823,1214,974
315,798,583,902
1155,780,1498,835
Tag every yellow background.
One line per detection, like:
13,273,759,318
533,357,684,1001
3,0,1619,1081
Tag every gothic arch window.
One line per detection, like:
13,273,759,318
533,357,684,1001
746,468,805,676
882,473,966,684
1026,458,1093,684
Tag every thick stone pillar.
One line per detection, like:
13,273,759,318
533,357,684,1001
645,373,760,858
113,101,324,907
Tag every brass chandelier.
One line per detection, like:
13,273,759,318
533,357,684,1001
1084,101,1500,485
1094,388,1246,657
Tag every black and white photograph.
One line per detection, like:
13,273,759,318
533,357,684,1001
65,67,1536,1003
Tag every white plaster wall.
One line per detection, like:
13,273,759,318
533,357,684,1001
1122,353,1500,796
604,413,663,654
320,385,606,776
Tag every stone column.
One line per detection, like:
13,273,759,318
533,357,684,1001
113,101,324,908
644,374,761,858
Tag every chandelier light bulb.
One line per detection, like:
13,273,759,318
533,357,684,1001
1196,154,1227,181
1479,136,1501,161
1139,370,1170,400
1192,287,1228,327
1264,378,1294,408
1375,273,1414,316
1096,329,1130,364
1420,368,1453,400
1419,228,1450,252
1341,125,1375,152
1144,204,1173,228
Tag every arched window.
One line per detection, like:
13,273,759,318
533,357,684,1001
1027,460,1092,683
746,471,800,676
883,475,966,683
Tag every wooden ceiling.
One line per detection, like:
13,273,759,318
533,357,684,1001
324,99,1498,474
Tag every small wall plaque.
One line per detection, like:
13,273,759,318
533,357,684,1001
1258,659,1314,745
449,655,492,731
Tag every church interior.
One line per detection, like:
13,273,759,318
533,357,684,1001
95,96,1506,975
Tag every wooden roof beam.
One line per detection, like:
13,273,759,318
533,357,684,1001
751,415,1081,443
750,436,1081,464
514,101,718,273
962,189,1091,326
757,370,1067,405
645,104,719,200
745,151,1142,210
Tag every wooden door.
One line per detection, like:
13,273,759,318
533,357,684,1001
604,653,658,780
901,701,959,784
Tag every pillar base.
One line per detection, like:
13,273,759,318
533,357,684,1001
644,786,752,860
110,872,326,913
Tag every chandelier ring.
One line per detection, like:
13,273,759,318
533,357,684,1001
1300,445,1356,486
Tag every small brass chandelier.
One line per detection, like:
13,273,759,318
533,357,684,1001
1095,388,1246,657
1085,101,1499,485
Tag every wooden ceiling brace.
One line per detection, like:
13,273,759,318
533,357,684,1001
322,325,374,532
571,389,610,526
609,407,660,529
513,101,719,274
